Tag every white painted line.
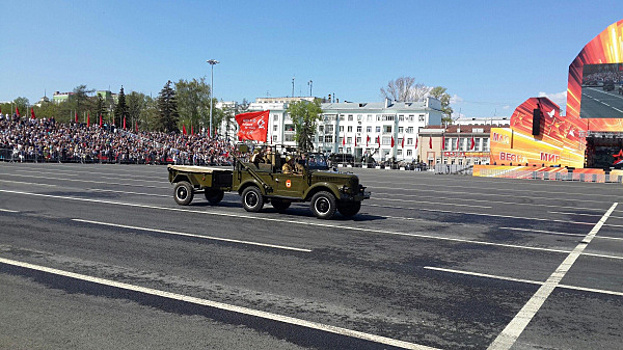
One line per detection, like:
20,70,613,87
500,227,623,241
0,173,166,190
370,197,492,209
0,256,440,350
487,202,618,350
4,189,623,260
424,266,623,297
367,203,598,226
86,188,169,197
72,219,312,253
0,180,57,187
0,208,19,213
548,210,623,219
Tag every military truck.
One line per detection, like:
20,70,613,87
167,152,370,219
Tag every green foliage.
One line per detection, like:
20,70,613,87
13,97,30,115
287,100,323,152
127,91,148,131
429,86,454,124
175,77,211,132
156,80,180,132
114,86,128,127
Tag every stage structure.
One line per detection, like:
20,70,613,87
474,19,623,182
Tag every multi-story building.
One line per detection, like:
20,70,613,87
246,97,444,162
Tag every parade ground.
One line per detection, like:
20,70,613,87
0,163,622,350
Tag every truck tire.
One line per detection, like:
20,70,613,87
337,201,361,217
174,181,194,206
204,189,224,205
310,191,336,219
242,186,264,212
271,198,291,212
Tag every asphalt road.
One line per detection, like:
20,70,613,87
580,86,623,118
0,163,622,350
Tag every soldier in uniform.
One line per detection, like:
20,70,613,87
282,155,303,175
250,148,266,166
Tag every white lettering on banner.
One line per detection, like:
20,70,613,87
540,152,560,163
492,132,510,144
499,152,523,163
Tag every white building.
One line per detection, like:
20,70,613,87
243,97,444,162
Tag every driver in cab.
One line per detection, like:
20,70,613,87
282,155,303,175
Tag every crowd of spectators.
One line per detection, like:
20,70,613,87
0,113,236,165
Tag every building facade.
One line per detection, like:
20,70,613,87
245,97,444,162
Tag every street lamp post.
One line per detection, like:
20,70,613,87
206,59,219,137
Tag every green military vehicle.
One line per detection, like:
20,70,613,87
167,152,370,219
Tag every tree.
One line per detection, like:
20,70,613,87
287,99,323,152
94,95,107,124
380,76,431,102
156,80,180,132
127,91,148,131
13,97,30,115
114,86,128,127
429,86,454,124
68,85,95,118
175,78,211,133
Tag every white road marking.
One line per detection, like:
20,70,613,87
0,256,440,350
370,197,492,209
487,202,618,350
0,173,166,189
500,226,623,241
424,266,623,297
548,210,623,219
72,219,312,253
0,208,19,213
3,189,623,260
86,188,169,197
0,180,57,187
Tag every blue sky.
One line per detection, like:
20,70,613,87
1,1,622,118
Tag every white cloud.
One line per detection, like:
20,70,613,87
502,105,511,110
538,91,567,108
450,94,463,104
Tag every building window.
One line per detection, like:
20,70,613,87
273,114,279,121
347,126,353,132
367,115,372,122
406,127,414,134
376,114,381,121
339,126,344,132
273,125,278,132
357,114,362,121
348,115,353,121
273,135,277,143
475,138,481,151
347,137,352,144
397,149,403,156
408,115,415,121
483,138,490,151
326,125,334,133
284,124,295,132
366,126,372,133
406,149,412,157
407,138,413,145
319,125,324,132
356,126,362,133
375,126,381,133
382,137,391,145
325,135,333,143
418,115,425,122
398,127,404,134
356,137,361,145
383,125,392,133
399,115,404,121
284,134,295,142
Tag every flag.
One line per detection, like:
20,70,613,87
235,110,270,142
135,121,139,132
123,116,126,129
429,137,433,149
182,124,187,135
87,113,90,127
355,137,357,147
401,136,404,149
31,108,35,119
75,112,78,123
16,106,20,117
366,135,370,147
414,137,418,149
456,137,460,150
191,125,194,135
377,135,380,147
441,135,445,149
391,136,395,148
342,136,345,146
470,136,475,150
99,114,103,127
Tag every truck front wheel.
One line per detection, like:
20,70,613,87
310,191,337,219
242,186,264,212
174,181,194,205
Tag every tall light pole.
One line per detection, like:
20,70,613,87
206,59,219,137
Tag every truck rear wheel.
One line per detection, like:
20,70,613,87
204,189,224,205
310,191,336,219
242,186,264,212
174,181,194,206
337,201,361,217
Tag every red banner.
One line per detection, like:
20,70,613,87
236,110,270,142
